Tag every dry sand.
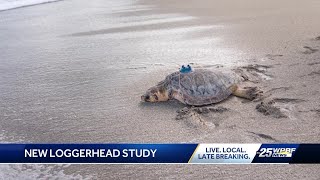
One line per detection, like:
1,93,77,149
0,0,320,179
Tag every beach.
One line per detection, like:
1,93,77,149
0,0,320,178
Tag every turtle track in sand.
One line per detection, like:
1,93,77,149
247,131,278,142
235,64,274,81
256,97,305,119
256,101,288,118
302,46,319,54
175,106,229,128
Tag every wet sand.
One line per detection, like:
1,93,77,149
1,0,320,179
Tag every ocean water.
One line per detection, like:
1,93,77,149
0,0,61,11
0,0,243,178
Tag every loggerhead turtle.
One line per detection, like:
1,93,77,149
141,68,261,106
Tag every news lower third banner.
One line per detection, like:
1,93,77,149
0,144,319,164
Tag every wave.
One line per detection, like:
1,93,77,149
0,0,62,11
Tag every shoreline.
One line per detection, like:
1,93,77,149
0,0,64,12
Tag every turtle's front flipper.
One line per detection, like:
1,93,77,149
231,85,262,100
171,90,187,104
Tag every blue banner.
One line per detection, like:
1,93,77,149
0,144,197,163
0,143,320,164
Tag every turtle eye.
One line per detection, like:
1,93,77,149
154,94,158,101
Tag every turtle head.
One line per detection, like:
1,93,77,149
141,81,169,102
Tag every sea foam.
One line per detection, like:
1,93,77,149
0,0,61,11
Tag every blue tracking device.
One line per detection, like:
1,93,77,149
180,65,192,73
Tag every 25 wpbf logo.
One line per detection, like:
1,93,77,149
257,148,296,157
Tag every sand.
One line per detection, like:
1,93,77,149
0,0,320,179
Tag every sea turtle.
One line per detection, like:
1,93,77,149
141,68,261,106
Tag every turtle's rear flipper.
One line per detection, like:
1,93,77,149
232,86,262,100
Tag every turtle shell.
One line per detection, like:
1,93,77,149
166,69,240,106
